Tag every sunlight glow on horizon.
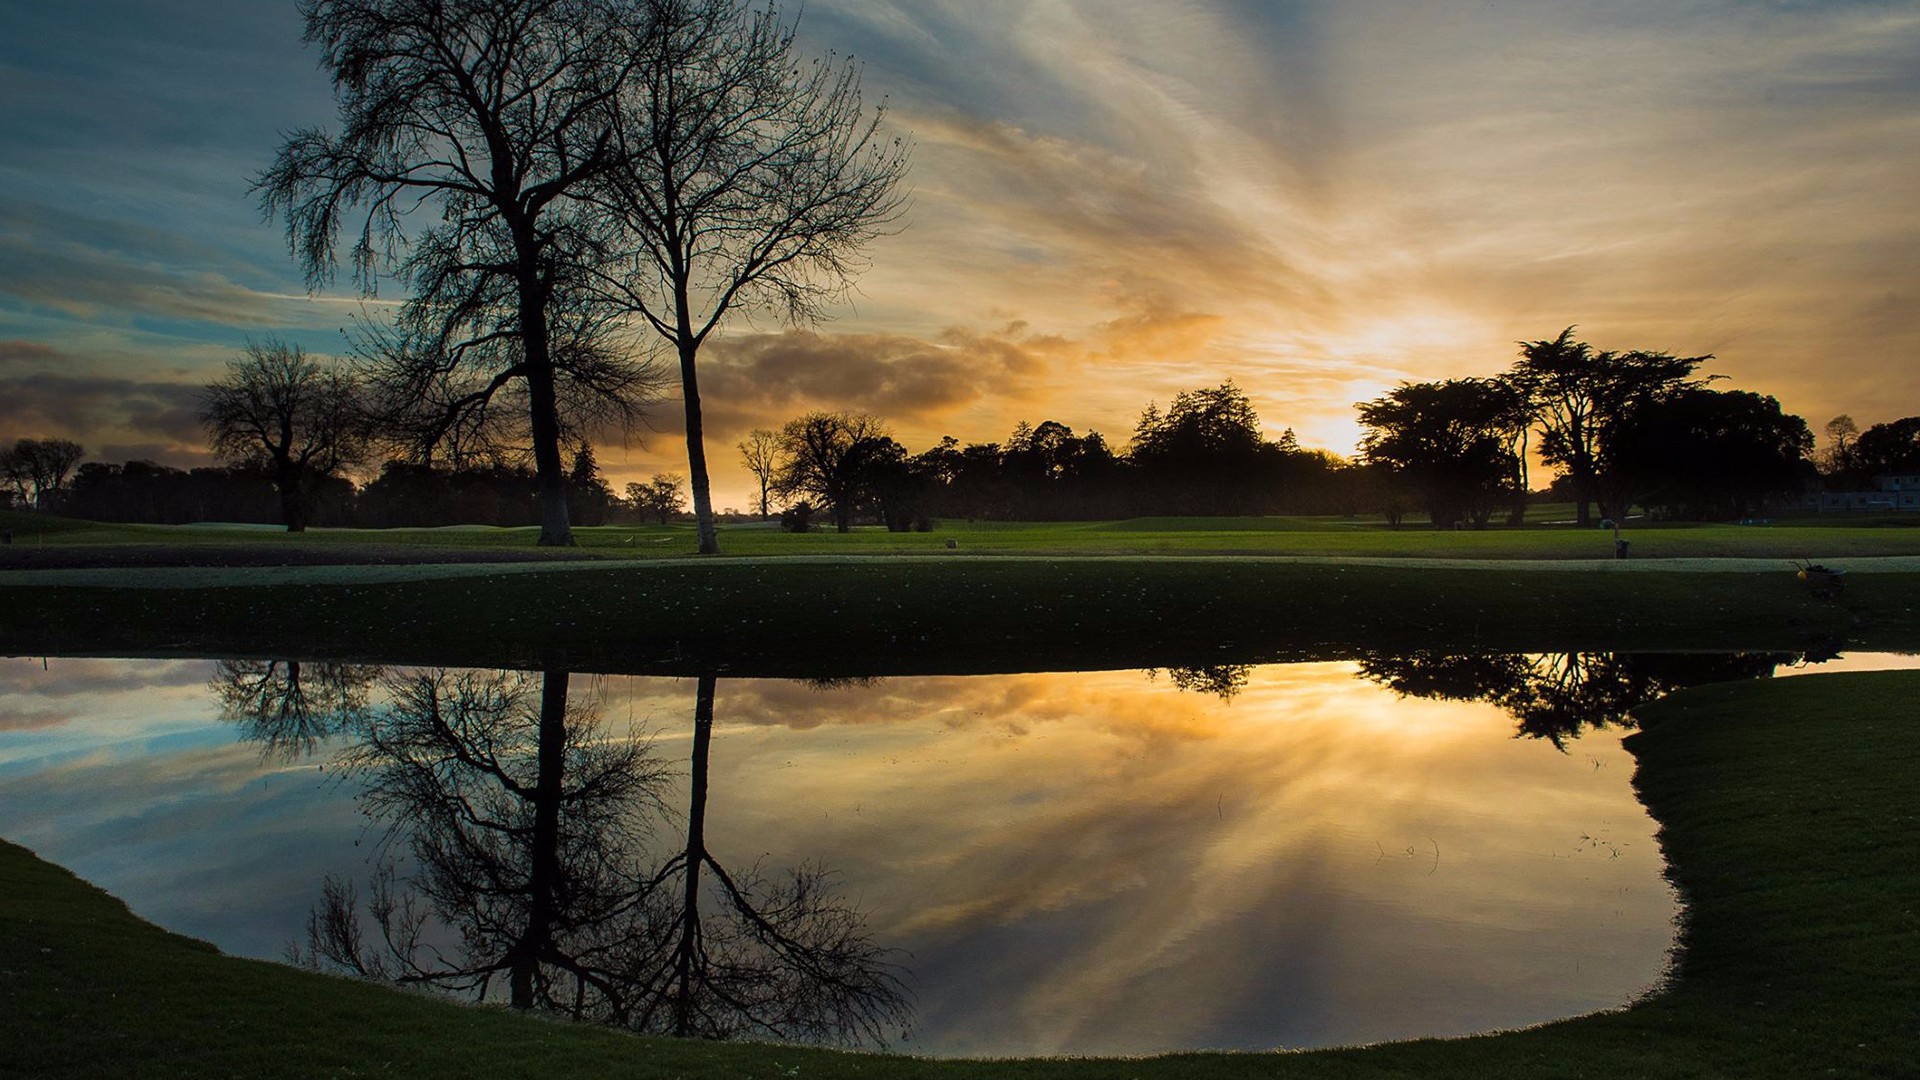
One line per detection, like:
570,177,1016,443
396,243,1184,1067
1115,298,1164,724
3,1,1916,507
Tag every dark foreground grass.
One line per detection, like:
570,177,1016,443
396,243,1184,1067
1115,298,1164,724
5,671,1914,1078
6,559,1920,675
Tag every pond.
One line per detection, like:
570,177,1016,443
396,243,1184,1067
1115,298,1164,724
2,650,1908,1057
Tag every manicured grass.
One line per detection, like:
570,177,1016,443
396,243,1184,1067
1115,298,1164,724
6,558,1920,675
5,671,1913,1078
0,509,100,538
7,508,1920,559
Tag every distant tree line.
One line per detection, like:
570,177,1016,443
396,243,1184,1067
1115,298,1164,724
12,326,1914,532
1353,328,1821,528
1818,414,1920,487
737,382,1364,533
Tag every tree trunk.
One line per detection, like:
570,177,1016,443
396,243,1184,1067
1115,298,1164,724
673,673,717,1036
517,262,574,547
525,362,575,547
512,669,570,1009
678,338,721,555
276,463,307,533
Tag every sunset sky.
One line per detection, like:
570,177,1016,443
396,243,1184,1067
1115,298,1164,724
2,0,1916,508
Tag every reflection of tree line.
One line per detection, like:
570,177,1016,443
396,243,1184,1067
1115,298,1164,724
1162,652,1796,746
210,662,910,1047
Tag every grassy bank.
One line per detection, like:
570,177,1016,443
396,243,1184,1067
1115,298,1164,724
5,671,1913,1078
6,558,1919,675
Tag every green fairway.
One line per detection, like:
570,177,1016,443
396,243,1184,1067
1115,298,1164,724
4,671,1912,1078
7,507,1920,560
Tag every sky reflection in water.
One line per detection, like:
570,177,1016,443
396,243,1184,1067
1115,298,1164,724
0,655,1754,1055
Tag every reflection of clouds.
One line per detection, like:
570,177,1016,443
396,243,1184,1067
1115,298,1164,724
0,738,363,961
0,658,214,699
0,706,78,732
3,659,1678,1056
0,659,218,760
668,664,1677,1054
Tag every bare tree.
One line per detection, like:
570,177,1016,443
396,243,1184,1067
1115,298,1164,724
200,340,368,532
0,438,85,511
590,0,911,554
257,0,664,546
773,411,891,532
737,428,778,520
1821,414,1860,474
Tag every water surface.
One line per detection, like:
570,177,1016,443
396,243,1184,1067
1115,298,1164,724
2,653,1847,1055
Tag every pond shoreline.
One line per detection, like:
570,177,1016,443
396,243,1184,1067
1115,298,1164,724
4,670,1911,1077
5,559,1917,677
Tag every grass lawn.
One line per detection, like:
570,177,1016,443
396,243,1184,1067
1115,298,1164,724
8,507,1920,560
9,506,1920,674
4,670,1912,1078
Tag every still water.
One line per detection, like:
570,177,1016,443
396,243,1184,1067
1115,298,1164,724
4,653,1892,1056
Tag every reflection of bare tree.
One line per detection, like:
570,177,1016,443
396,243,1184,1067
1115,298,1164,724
297,669,667,1015
211,659,381,759
1149,664,1252,701
277,668,909,1047
630,675,911,1045
1357,651,1793,747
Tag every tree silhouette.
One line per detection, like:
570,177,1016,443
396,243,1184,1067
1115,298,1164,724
1149,664,1252,701
1357,650,1794,748
773,411,893,532
1509,329,1712,525
589,0,910,555
1609,389,1813,519
737,429,780,520
0,437,86,511
1835,416,1920,485
200,340,369,532
628,473,687,524
293,669,669,1013
1819,415,1860,475
259,0,665,546
1357,378,1526,529
211,658,382,760
627,675,911,1045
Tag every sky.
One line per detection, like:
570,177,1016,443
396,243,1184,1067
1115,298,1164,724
2,0,1917,508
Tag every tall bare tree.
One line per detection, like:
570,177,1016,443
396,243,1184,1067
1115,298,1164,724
737,428,778,520
201,340,368,532
258,0,662,545
590,0,911,554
